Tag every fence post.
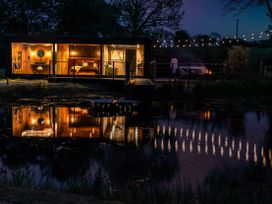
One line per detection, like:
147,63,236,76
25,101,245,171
154,60,156,84
259,60,263,76
149,60,156,84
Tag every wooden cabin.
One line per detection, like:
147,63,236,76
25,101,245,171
4,36,150,81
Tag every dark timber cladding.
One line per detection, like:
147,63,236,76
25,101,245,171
4,35,150,80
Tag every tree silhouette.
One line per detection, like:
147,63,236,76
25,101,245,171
56,0,121,36
222,0,272,21
0,0,184,37
227,46,248,74
0,0,122,36
174,30,190,45
0,0,58,35
110,0,184,36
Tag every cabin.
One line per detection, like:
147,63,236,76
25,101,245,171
4,36,150,82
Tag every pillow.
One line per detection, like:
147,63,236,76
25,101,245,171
83,62,88,66
37,66,43,70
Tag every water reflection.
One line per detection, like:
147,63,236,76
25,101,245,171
0,102,271,188
12,106,151,145
7,103,272,168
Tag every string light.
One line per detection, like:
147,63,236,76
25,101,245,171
152,30,270,48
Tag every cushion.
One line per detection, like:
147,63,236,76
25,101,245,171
37,66,43,70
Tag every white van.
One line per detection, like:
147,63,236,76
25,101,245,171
178,64,211,77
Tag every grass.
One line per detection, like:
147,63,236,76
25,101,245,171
0,166,272,204
154,79,272,105
1,76,272,105
0,79,124,104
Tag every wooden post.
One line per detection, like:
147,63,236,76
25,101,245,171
259,59,263,76
99,44,103,79
73,60,76,83
125,60,130,86
154,60,156,84
112,61,115,80
188,64,191,80
52,43,56,78
150,60,156,85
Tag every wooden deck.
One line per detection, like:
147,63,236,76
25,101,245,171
126,78,154,100
48,76,126,88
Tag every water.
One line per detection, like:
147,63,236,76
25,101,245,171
0,102,271,194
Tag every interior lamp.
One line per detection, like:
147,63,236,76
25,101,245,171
46,51,51,57
30,51,36,57
71,50,77,56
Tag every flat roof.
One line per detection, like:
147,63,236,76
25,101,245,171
5,35,150,44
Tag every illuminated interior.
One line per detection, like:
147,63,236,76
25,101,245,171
55,44,100,76
11,43,53,75
11,42,145,77
102,44,144,77
12,106,145,144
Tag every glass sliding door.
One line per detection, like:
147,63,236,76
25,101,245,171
102,44,126,77
102,44,145,78
55,43,100,76
55,44,69,75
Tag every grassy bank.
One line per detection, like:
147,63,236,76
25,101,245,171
0,79,124,104
0,184,118,204
0,166,271,204
1,79,272,105
154,80,272,105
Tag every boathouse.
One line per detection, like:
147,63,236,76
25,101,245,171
4,36,150,81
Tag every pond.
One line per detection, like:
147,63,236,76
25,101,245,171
0,101,271,202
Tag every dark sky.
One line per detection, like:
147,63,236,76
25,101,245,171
182,0,269,38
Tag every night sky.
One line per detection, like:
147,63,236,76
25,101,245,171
182,0,270,37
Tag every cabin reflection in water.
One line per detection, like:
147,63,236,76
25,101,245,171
12,106,147,144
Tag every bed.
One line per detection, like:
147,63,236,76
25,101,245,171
70,61,98,75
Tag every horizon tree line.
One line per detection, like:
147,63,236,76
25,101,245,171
0,0,184,37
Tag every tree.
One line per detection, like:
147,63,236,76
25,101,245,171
227,46,248,74
194,34,210,45
265,24,272,39
174,30,190,45
222,0,272,21
109,0,184,36
210,32,221,40
56,0,122,36
0,0,58,35
0,0,122,36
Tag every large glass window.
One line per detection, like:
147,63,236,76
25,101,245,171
55,44,100,76
11,43,53,75
11,42,145,78
102,44,144,77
